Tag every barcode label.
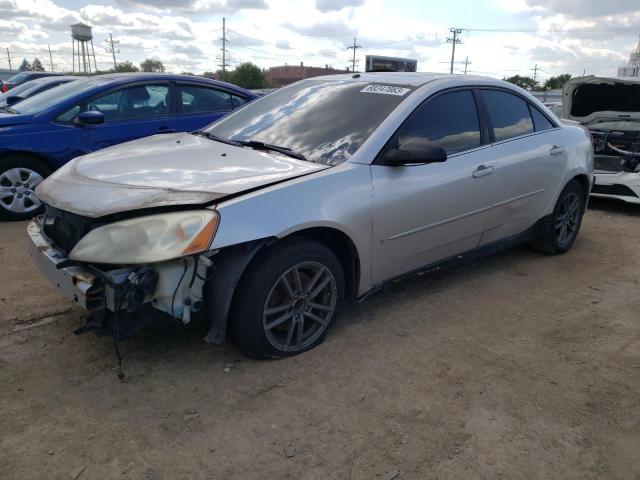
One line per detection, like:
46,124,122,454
360,84,411,96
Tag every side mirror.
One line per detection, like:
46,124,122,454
382,138,447,166
75,110,105,126
6,96,23,106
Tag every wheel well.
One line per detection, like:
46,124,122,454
572,174,590,204
287,227,361,299
0,151,56,173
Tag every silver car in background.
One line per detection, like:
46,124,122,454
28,73,593,359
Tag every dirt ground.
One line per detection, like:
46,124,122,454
1,198,639,480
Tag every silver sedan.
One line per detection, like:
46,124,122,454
29,73,593,359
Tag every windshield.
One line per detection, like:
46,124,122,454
7,72,29,83
12,77,110,114
205,79,415,165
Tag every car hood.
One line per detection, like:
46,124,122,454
563,76,640,125
0,112,34,126
37,132,330,218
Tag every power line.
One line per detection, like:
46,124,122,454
218,17,230,80
5,48,11,70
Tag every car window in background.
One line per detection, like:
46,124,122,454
0,81,34,103
206,79,415,165
88,84,170,121
180,85,232,113
7,72,28,84
11,78,109,114
231,94,249,109
396,89,481,155
529,105,555,132
482,89,534,142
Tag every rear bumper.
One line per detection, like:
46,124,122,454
27,219,105,311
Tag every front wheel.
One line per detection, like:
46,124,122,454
229,238,345,358
0,156,50,221
529,179,585,255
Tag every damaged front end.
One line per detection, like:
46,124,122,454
28,206,220,346
592,129,640,174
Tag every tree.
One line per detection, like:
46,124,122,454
18,59,32,71
31,58,45,72
113,61,139,72
180,71,195,76
504,75,539,91
544,73,571,90
228,62,265,89
140,58,165,73
202,71,216,79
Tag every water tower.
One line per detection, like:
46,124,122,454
71,23,97,74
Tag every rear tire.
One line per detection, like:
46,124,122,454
529,179,585,255
0,156,50,221
229,237,345,359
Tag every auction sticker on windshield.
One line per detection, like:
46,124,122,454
361,84,411,96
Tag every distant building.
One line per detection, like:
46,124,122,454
265,63,348,87
618,35,640,77
365,55,417,72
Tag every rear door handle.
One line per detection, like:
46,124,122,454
157,127,176,134
550,145,564,156
473,165,494,178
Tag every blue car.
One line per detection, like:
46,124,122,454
0,73,256,219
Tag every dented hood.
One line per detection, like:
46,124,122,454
563,75,640,125
37,132,329,218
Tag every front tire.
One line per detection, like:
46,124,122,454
529,179,585,254
0,156,50,221
229,237,345,358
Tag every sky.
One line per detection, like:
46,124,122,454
0,0,639,81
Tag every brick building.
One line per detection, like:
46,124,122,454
266,63,348,87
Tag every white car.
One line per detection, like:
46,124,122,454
563,76,640,204
28,73,593,361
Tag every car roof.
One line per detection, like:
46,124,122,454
26,75,77,84
311,72,498,87
77,72,256,97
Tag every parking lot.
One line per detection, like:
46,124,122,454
0,198,639,480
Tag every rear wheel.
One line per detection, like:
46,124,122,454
529,179,585,254
0,156,50,220
229,237,344,358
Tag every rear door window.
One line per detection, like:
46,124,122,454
87,84,170,122
529,105,555,132
482,89,534,142
179,85,232,114
395,89,482,155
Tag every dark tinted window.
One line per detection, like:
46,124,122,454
529,105,555,131
396,89,481,155
180,85,232,113
206,79,414,165
231,94,248,109
482,89,534,142
87,84,169,121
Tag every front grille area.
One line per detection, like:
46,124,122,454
42,205,101,255
591,184,639,198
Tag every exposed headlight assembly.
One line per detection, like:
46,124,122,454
69,210,219,264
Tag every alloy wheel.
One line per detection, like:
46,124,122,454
0,168,44,214
555,191,580,245
263,261,337,353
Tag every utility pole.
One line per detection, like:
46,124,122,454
106,33,119,69
347,37,361,73
5,48,11,70
447,28,463,74
48,44,54,71
464,56,471,75
532,63,538,82
218,17,230,81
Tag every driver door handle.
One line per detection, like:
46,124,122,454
473,165,494,178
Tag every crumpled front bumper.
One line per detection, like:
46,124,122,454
27,218,105,311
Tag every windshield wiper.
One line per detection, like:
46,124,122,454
238,140,307,161
192,130,242,146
